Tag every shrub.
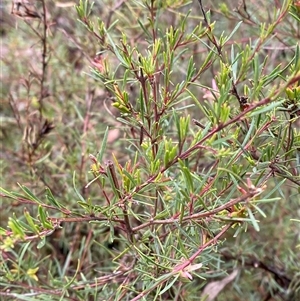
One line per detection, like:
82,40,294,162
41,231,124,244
1,0,300,300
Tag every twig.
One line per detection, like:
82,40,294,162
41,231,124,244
132,189,260,232
197,0,222,55
39,0,48,116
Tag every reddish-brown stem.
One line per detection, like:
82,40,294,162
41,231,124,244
132,189,259,232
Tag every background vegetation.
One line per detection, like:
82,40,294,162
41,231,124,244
1,0,300,300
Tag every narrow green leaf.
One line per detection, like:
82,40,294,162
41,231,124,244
38,206,53,230
249,100,284,117
18,184,42,204
104,28,128,67
37,236,46,249
223,21,243,44
8,217,25,239
247,207,260,231
179,159,194,192
45,187,61,208
73,171,86,203
0,187,19,200
160,274,179,295
24,208,39,234
97,126,109,162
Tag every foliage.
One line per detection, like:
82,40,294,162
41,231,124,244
1,0,300,300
